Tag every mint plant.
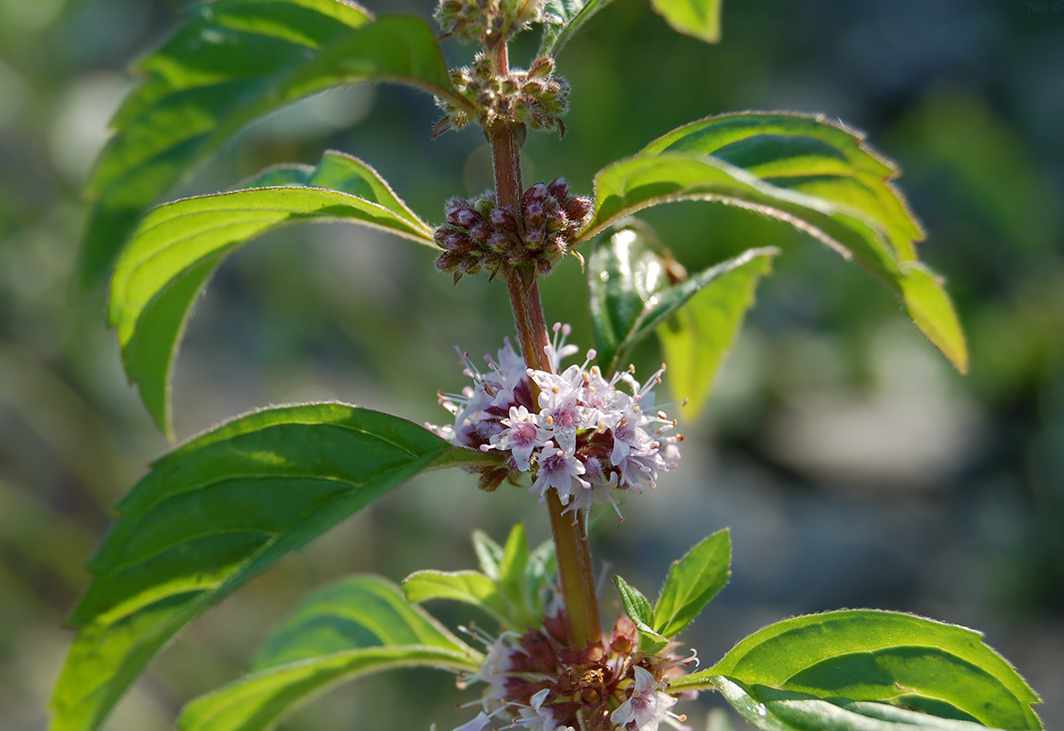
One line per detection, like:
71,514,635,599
52,1,1042,731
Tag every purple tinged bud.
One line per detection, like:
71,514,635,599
564,196,592,222
488,232,512,252
524,183,548,204
491,206,517,231
525,202,545,227
456,209,481,229
469,221,492,244
547,209,568,233
547,178,569,200
445,232,471,251
525,227,545,246
436,251,464,272
445,198,470,226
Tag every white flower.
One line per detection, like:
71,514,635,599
514,688,559,731
529,443,587,504
610,667,679,731
449,712,494,731
431,325,682,517
491,405,550,471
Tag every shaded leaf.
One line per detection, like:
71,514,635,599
540,0,617,56
709,676,1018,731
656,248,776,417
588,221,776,384
472,529,505,580
671,610,1042,730
650,0,723,43
178,576,481,731
50,403,499,731
496,523,545,631
580,112,967,374
613,575,667,653
652,529,730,639
79,2,467,289
107,150,434,438
402,570,508,624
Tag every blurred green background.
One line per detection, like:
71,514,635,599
1,0,1062,729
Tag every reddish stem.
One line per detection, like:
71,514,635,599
488,44,602,642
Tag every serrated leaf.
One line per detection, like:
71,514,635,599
539,0,617,57
107,150,434,438
50,403,498,731
588,221,776,380
656,248,776,417
710,676,1016,731
79,3,468,289
179,576,481,731
402,570,508,624
580,112,967,374
613,575,667,653
671,610,1042,730
649,0,723,43
652,528,730,639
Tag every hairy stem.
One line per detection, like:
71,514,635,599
490,40,602,648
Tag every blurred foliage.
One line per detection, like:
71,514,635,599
0,0,1062,729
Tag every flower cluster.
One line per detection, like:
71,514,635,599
435,181,593,282
435,0,544,46
435,54,569,136
430,325,681,516
449,614,695,731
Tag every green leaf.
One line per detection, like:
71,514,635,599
671,610,1042,730
613,575,667,653
709,675,1018,731
472,529,505,580
652,528,730,639
524,537,557,623
656,248,776,417
179,576,481,731
50,403,498,731
497,523,536,629
588,220,777,380
402,570,508,624
540,0,617,57
580,112,968,374
78,2,468,289
107,150,434,438
649,0,723,43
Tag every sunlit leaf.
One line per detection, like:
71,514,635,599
107,150,434,438
709,675,1020,731
540,0,617,56
79,1,468,289
649,0,723,43
671,610,1042,730
656,248,776,417
402,570,508,624
50,403,499,731
179,576,481,731
588,221,776,390
652,529,730,639
580,112,967,374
